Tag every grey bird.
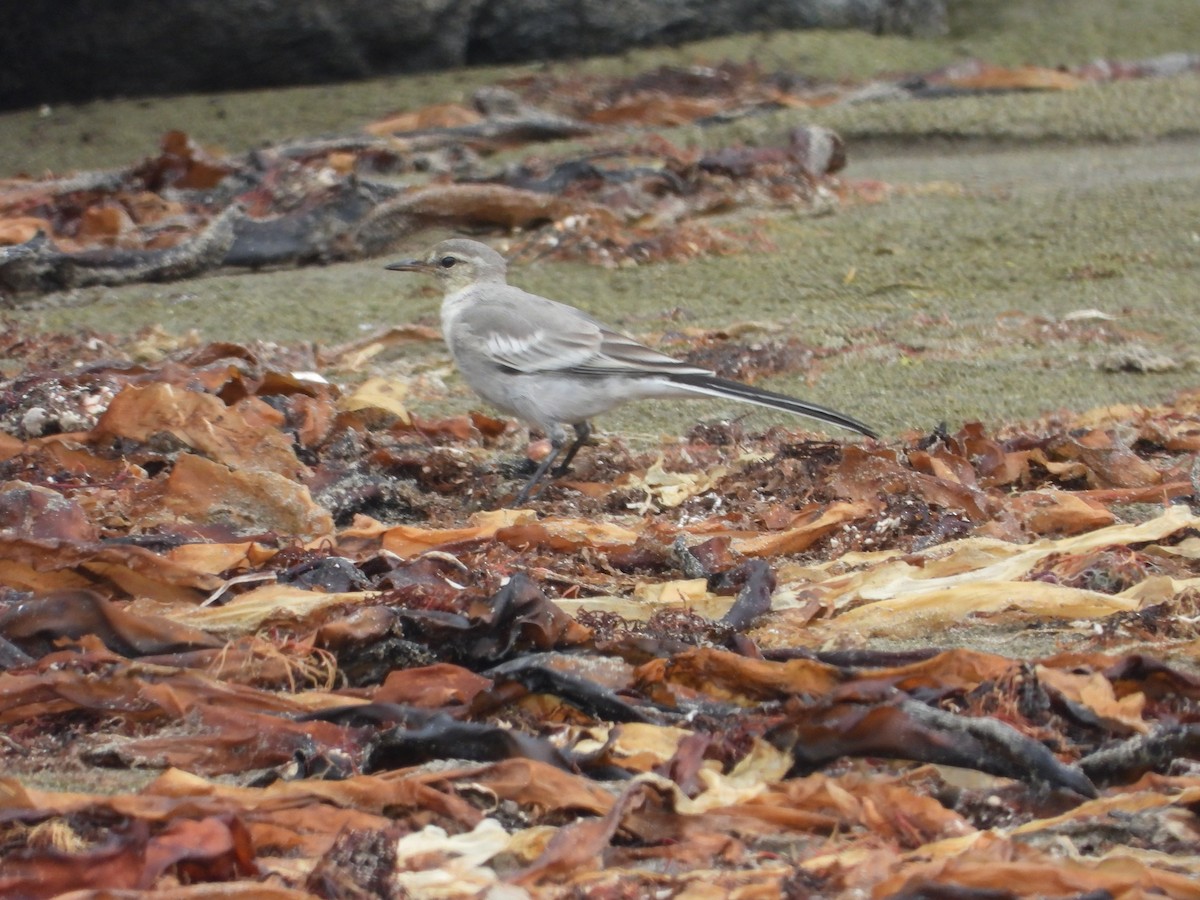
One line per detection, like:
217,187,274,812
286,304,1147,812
386,239,877,504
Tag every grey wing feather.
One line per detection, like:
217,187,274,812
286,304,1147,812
582,328,709,376
457,286,710,378
452,287,600,372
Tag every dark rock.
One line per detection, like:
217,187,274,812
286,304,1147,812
0,0,946,111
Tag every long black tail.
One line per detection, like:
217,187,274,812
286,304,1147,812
669,372,878,438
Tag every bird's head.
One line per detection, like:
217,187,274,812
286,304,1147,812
386,239,508,293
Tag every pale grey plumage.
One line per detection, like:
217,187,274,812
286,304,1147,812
387,238,876,503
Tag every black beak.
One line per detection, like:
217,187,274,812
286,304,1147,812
384,259,432,272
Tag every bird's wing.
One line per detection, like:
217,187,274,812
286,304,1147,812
581,325,710,376
456,288,709,378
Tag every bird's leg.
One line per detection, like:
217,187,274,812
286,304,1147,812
551,421,592,477
513,426,568,505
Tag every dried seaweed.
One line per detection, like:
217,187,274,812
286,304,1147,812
2,324,1199,896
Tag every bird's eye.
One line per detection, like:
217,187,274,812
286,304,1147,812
439,256,457,268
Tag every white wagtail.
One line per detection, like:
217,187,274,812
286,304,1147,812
387,239,877,504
